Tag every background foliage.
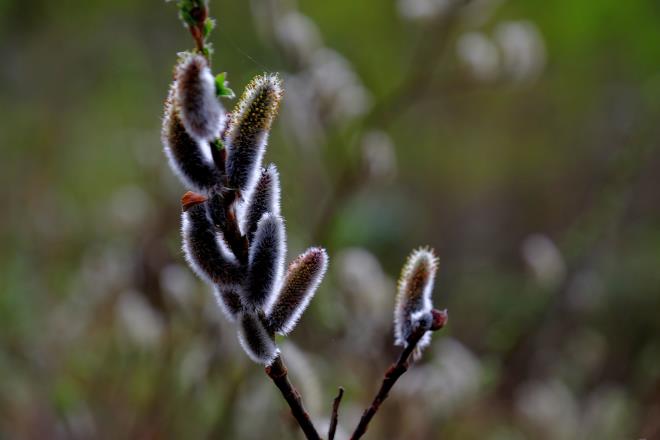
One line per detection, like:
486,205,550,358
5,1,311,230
1,0,660,438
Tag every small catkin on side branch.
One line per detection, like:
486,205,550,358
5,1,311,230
350,309,448,440
394,247,439,356
349,248,447,439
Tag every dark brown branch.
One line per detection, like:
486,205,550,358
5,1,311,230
188,4,208,56
328,386,345,440
265,356,322,440
350,309,448,440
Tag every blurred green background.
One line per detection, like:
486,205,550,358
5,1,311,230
2,0,660,438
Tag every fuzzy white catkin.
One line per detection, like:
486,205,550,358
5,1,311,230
162,81,221,191
176,54,225,141
181,202,242,289
240,163,281,242
266,247,328,335
394,247,438,347
237,312,279,365
226,74,283,195
212,284,243,322
409,310,433,354
245,213,286,310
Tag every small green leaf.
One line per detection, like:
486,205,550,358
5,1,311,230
176,0,207,27
215,72,236,99
177,2,191,21
212,138,225,151
203,18,215,38
200,43,214,61
178,8,196,27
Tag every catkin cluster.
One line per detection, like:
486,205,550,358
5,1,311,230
162,53,328,365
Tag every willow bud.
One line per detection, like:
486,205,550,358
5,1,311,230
175,53,225,141
213,284,243,322
226,74,283,194
237,312,279,365
241,164,281,242
162,83,221,191
245,213,285,310
266,247,328,335
394,247,438,347
181,192,242,288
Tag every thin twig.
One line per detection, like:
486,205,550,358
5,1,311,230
328,386,345,440
187,3,209,57
350,310,448,440
349,329,425,440
265,356,322,440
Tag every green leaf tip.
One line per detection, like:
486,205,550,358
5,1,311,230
172,0,209,28
215,72,236,99
203,18,215,38
201,43,214,59
212,138,225,151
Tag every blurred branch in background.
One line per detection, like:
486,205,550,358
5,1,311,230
250,0,477,246
496,119,658,404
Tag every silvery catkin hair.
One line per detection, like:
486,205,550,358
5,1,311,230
241,164,281,242
393,247,439,355
176,53,225,141
245,213,286,311
238,311,280,365
180,193,243,288
226,75,283,195
266,247,328,335
163,83,221,191
213,284,243,322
